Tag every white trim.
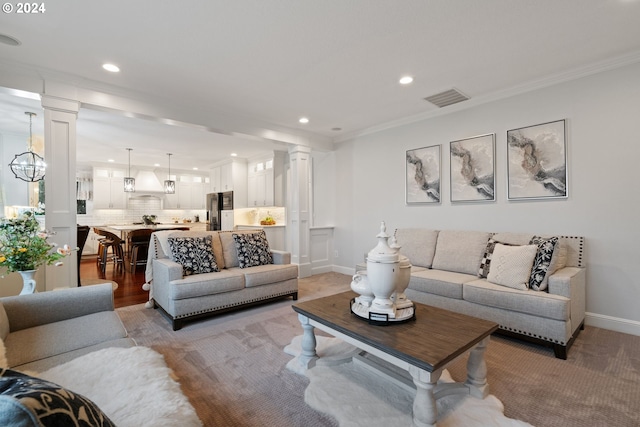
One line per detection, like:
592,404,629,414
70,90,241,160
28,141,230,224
585,312,640,337
332,265,355,276
334,50,640,144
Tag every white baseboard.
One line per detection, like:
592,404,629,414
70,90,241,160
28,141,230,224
332,265,355,276
585,312,640,337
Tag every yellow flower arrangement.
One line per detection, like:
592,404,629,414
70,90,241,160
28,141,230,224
0,212,74,274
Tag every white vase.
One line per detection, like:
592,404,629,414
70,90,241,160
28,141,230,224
18,270,37,295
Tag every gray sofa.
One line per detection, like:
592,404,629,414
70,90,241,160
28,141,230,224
1,283,135,372
149,229,298,330
393,229,586,359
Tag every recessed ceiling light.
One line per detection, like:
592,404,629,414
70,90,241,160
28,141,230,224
108,159,114,162
192,167,198,170
153,163,160,167
230,153,238,157
0,33,21,46
299,117,309,124
102,63,120,73
399,76,414,85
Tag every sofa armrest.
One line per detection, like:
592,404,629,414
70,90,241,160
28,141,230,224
1,284,115,333
151,258,184,309
271,250,291,265
548,266,586,328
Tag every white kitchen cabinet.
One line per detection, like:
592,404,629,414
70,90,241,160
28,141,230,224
164,173,207,209
210,159,247,207
247,153,282,207
93,167,127,209
220,210,234,231
210,167,221,192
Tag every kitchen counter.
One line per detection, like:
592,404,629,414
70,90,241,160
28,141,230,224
235,224,286,251
105,223,201,231
234,223,286,228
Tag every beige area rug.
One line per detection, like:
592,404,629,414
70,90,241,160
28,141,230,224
116,272,640,427
285,335,532,427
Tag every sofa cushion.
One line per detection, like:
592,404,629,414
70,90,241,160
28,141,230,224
487,243,537,290
0,301,8,341
491,232,534,245
394,229,439,268
219,230,257,268
0,369,115,427
238,264,299,288
528,236,560,291
432,230,491,275
463,279,570,321
3,312,128,373
169,270,245,300
233,231,273,268
408,269,478,299
168,235,219,275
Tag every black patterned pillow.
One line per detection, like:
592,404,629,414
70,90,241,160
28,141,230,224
233,231,273,268
0,368,115,427
529,236,559,291
478,238,498,278
168,235,219,276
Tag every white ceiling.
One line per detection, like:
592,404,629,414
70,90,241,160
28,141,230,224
1,0,640,170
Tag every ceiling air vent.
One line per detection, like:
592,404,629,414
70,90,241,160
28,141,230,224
424,88,469,108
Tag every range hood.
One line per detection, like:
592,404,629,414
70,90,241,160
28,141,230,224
131,170,165,194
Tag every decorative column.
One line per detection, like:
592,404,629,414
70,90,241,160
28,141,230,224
288,145,312,277
42,95,80,291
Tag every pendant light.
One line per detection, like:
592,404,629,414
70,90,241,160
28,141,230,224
124,148,135,192
164,153,175,194
9,112,46,182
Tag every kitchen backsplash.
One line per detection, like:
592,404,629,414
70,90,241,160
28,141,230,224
79,198,205,226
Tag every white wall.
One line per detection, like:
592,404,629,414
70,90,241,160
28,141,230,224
328,61,640,334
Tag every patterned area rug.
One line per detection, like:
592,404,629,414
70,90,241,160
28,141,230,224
285,335,533,427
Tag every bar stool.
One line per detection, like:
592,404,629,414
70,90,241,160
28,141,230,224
128,228,153,272
93,228,124,273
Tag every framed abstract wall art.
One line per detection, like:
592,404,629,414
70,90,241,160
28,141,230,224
450,133,495,203
406,145,441,204
507,119,568,200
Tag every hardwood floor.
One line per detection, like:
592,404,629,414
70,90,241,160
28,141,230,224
79,256,149,309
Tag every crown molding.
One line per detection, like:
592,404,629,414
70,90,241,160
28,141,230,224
333,50,640,144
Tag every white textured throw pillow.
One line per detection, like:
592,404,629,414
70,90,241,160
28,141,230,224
487,243,537,290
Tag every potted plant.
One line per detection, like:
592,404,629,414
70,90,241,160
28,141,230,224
0,211,74,294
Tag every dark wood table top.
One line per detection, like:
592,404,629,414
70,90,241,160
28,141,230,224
292,291,498,372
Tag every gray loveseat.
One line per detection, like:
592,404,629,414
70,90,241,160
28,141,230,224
393,229,585,359
149,229,298,330
1,283,135,372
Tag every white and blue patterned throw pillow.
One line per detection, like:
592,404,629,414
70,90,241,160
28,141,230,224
529,236,559,291
233,231,273,268
0,368,115,427
168,235,219,276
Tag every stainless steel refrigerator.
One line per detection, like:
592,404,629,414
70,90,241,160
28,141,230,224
206,193,220,231
206,191,233,231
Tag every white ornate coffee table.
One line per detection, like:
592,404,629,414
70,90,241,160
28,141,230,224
292,291,498,427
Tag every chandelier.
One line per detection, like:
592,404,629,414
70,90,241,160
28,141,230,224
124,148,135,192
164,153,175,194
9,112,46,182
